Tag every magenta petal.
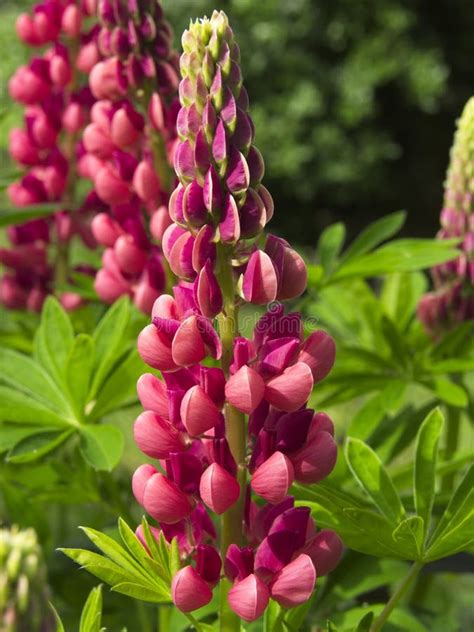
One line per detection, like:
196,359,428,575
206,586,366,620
220,88,237,132
247,145,265,185
143,473,194,524
134,411,186,459
137,373,169,418
242,250,278,305
194,128,211,175
298,330,336,383
137,324,177,371
219,194,240,243
172,316,207,366
199,366,226,407
233,108,254,152
174,139,195,182
195,260,223,318
228,574,269,622
172,566,213,612
291,430,338,484
195,544,222,584
276,246,308,301
268,507,311,549
224,544,255,582
226,146,249,195
240,189,266,239
180,385,221,435
183,180,207,228
270,554,316,607
260,338,300,377
251,451,294,504
169,231,196,280
132,463,157,505
212,118,228,165
259,185,274,223
254,532,294,581
162,223,186,261
225,365,265,414
169,184,186,224
199,462,240,514
196,316,222,360
192,224,216,273
275,409,314,453
169,452,204,495
303,529,343,577
203,166,223,214
265,362,314,412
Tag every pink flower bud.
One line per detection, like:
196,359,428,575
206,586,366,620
114,235,148,275
133,161,161,203
291,430,338,484
94,267,131,303
251,451,294,504
180,385,221,436
225,365,265,414
148,93,166,131
9,66,50,105
49,54,72,87
172,566,213,612
134,411,186,459
83,123,115,159
298,331,336,383
276,247,308,301
89,59,125,101
242,250,278,305
150,206,172,243
132,463,157,505
264,362,314,412
62,102,85,133
61,5,82,37
228,574,269,622
91,213,123,247
60,292,83,311
16,14,40,45
31,113,57,148
270,554,315,607
137,324,178,372
95,166,131,205
77,41,100,74
304,530,343,576
143,473,194,523
171,315,207,366
9,129,39,166
195,260,223,318
0,276,27,309
136,373,169,418
27,287,48,312
199,463,240,514
111,108,142,149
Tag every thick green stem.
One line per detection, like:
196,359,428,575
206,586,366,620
442,405,461,492
370,562,423,632
216,243,246,632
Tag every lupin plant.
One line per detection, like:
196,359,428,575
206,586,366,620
0,526,53,632
0,0,100,312
418,97,474,335
131,11,342,626
85,0,180,312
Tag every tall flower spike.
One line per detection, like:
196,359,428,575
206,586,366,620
418,97,474,335
87,0,179,312
1,0,100,311
132,11,342,625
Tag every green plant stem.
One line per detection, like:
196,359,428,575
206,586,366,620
216,243,246,632
158,604,171,631
369,562,423,632
442,405,461,492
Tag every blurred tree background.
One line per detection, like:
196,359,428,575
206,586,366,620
2,0,474,246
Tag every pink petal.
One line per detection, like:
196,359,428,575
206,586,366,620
298,330,336,383
172,316,207,366
265,362,313,412
270,554,316,607
242,250,278,305
143,473,194,524
251,451,294,504
228,574,269,622
199,462,240,515
225,365,265,414
180,385,222,435
172,566,213,612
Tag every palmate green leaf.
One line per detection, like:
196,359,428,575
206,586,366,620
317,222,346,275
66,334,95,419
345,437,405,524
380,315,410,368
79,424,124,471
118,518,171,586
340,211,406,264
0,386,71,427
7,428,73,463
0,347,73,416
60,548,138,586
392,517,424,560
112,582,170,603
0,424,49,453
347,382,406,441
34,297,74,386
89,297,131,399
430,321,474,359
342,508,404,558
414,408,444,536
425,358,474,374
88,350,145,421
331,605,428,632
79,585,103,632
0,204,62,227
429,465,474,544
331,238,460,281
424,512,474,561
380,271,427,332
421,377,468,408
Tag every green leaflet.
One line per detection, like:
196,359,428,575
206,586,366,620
79,425,124,471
